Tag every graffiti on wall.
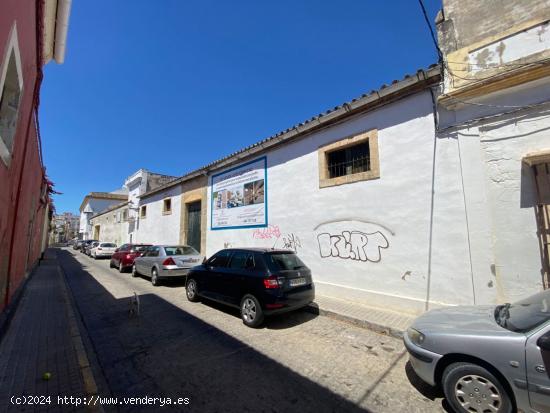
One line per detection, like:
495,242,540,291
252,224,281,239
280,233,302,253
317,230,389,263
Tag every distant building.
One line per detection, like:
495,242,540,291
50,212,80,243
79,192,128,240
85,169,178,245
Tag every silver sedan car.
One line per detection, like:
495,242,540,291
132,245,203,286
405,289,550,413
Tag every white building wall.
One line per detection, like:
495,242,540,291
79,198,125,239
206,91,477,315
135,185,182,245
440,77,550,305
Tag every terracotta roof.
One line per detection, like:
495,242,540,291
140,64,442,199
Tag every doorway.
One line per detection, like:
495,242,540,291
186,201,201,253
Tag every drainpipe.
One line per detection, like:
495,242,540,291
424,86,439,312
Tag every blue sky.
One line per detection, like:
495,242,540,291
40,0,441,214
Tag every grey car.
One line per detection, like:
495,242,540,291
132,245,203,286
405,289,550,413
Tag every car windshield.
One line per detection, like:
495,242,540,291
133,245,151,252
495,289,550,333
101,243,116,248
267,252,306,271
164,246,198,256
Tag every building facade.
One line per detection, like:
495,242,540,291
79,192,128,240
436,0,550,304
0,0,71,312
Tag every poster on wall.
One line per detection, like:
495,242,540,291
211,157,267,230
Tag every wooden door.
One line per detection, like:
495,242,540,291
186,201,201,253
533,162,550,289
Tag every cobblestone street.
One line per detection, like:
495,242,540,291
59,248,446,412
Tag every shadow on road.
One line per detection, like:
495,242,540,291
405,361,451,412
57,249,367,413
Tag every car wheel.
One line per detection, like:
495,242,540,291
442,362,512,413
132,264,139,278
240,294,264,328
151,268,160,286
118,262,125,273
109,259,114,268
186,278,200,302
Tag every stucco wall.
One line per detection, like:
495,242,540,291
205,91,478,315
136,185,183,245
89,205,129,246
0,0,51,311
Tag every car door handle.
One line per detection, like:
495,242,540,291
535,365,546,373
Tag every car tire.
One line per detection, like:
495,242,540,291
151,268,160,286
118,262,125,273
132,264,139,278
109,260,114,268
442,362,512,413
240,294,264,328
186,278,200,302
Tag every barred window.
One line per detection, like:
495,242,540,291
318,129,379,188
327,141,370,178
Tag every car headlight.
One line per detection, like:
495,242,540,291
407,328,425,346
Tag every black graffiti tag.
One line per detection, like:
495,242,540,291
317,231,389,263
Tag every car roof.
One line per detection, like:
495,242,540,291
221,248,295,254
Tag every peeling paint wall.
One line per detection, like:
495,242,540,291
439,74,550,304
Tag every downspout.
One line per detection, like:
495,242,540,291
4,0,45,307
425,86,439,311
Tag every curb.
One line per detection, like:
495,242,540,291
57,264,104,413
304,303,405,339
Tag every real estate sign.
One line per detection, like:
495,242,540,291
211,157,267,230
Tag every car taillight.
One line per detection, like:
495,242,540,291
162,257,176,266
263,276,280,289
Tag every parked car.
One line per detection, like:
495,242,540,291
404,289,550,413
80,240,97,254
132,245,203,286
110,243,152,273
90,242,117,259
185,248,315,328
84,241,99,256
72,240,83,250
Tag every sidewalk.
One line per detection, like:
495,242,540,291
0,250,99,412
306,295,415,339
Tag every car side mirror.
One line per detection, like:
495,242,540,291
537,335,550,351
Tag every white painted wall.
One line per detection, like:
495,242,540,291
79,198,124,239
440,76,550,305
206,91,479,315
135,185,182,245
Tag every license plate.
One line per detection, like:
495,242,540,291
289,277,306,287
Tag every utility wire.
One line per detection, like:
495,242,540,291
417,0,443,62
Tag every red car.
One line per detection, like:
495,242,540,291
110,244,152,273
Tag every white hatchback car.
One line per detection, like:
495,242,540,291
90,242,117,259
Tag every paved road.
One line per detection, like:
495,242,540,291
59,248,446,413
